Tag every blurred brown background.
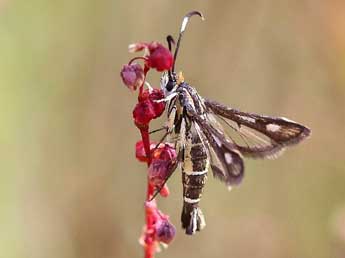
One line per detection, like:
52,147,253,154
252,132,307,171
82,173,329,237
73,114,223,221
1,1,345,258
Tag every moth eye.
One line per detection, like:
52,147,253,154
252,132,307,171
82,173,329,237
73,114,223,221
166,80,175,91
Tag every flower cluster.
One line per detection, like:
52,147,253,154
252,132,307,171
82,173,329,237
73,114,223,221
128,42,174,72
121,41,176,258
133,88,165,129
121,41,174,92
139,201,176,252
136,141,177,197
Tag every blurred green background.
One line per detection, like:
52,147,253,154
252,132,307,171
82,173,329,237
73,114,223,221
1,1,345,258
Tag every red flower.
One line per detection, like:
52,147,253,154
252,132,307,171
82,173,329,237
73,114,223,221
133,88,166,128
159,185,170,197
152,143,177,161
128,41,173,72
133,100,156,128
120,63,145,91
147,42,173,72
136,141,177,191
148,144,177,188
135,141,158,162
139,88,165,118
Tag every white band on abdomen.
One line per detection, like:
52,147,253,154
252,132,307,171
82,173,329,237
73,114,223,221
188,169,208,176
184,197,200,204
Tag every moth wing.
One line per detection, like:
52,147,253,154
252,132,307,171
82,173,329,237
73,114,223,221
193,119,244,186
204,99,311,159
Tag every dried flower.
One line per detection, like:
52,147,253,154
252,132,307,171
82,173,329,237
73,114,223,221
120,63,145,91
148,144,177,188
148,159,171,186
155,219,176,244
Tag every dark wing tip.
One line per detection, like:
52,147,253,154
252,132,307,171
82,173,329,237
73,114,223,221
302,126,311,139
210,152,245,186
283,123,311,147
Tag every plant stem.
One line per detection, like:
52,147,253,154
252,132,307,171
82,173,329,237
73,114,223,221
139,125,156,258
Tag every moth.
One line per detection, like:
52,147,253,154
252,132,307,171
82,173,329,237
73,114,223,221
155,11,311,235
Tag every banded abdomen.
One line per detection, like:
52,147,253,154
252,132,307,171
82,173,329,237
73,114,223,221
181,124,209,235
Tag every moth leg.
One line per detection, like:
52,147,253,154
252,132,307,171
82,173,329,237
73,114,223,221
149,98,179,154
166,104,177,134
149,126,167,134
151,104,178,152
151,130,170,151
154,92,178,103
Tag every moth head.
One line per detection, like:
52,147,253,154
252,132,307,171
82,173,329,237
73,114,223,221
160,72,177,95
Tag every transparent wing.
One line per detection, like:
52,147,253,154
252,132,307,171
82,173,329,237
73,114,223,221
193,119,244,186
204,98,311,159
204,112,286,159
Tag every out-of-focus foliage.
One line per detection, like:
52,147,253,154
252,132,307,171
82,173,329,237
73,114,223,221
0,1,345,258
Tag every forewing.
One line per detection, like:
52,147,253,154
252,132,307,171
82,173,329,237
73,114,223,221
204,99,311,159
205,112,286,159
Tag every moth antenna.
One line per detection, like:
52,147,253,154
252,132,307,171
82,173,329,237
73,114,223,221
172,11,204,72
166,35,175,52
166,35,175,78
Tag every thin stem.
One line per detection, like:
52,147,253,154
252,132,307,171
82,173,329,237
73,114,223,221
129,56,149,65
140,128,152,166
139,124,156,258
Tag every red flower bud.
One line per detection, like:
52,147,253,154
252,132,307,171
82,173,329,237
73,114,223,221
120,63,145,91
159,185,170,197
133,99,156,128
155,219,176,244
147,43,173,72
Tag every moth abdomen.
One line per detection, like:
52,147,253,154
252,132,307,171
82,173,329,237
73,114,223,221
181,128,209,234
181,172,207,235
